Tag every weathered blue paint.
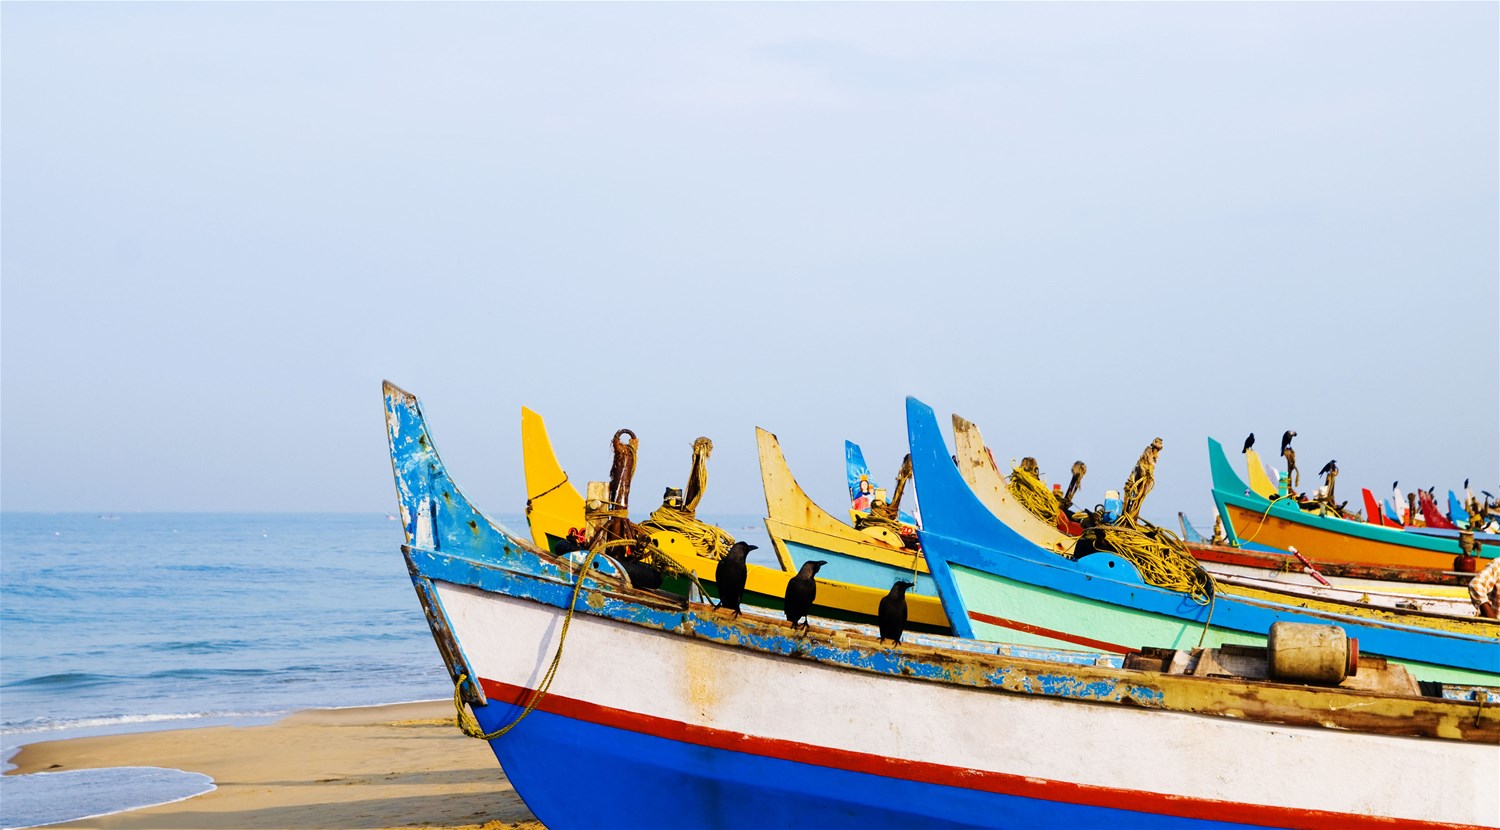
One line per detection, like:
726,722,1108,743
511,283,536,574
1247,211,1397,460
385,386,623,584
904,398,1500,684
407,545,1168,708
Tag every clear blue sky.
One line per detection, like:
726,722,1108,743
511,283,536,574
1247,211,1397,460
3,2,1496,525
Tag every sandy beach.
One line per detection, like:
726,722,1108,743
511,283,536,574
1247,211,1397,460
5,701,542,830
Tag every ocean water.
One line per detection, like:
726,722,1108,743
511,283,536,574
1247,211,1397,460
0,510,773,828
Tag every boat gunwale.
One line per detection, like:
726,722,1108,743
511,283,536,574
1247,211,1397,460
406,543,1499,744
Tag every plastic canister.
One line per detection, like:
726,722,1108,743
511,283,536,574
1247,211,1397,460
1266,622,1358,686
1103,490,1122,522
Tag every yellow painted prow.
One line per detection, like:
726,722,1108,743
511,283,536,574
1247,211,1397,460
757,427,931,575
1244,449,1280,499
521,406,587,552
951,414,1075,556
756,427,945,630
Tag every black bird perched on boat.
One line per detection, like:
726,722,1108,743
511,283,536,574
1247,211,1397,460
1242,433,1255,453
715,541,756,617
1318,460,1338,477
620,556,664,591
878,580,915,645
784,560,826,633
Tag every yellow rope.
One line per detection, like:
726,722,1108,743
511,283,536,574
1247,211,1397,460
1007,466,1061,525
1096,521,1216,605
1197,591,1218,648
453,549,597,740
1234,493,1297,547
640,504,737,560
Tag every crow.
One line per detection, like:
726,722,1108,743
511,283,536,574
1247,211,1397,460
784,560,826,633
715,541,756,617
1281,430,1297,453
878,580,915,645
1318,459,1338,477
620,557,663,591
1242,433,1255,453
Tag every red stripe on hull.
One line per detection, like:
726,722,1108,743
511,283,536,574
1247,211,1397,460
967,610,1132,654
476,677,1480,830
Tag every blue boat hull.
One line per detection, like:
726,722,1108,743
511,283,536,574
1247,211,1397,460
476,691,1268,830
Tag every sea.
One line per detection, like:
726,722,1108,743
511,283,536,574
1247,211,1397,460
0,511,775,829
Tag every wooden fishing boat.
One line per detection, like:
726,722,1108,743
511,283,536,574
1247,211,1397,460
388,386,1499,829
520,405,937,629
757,428,948,632
403,544,1500,830
1209,437,1497,570
952,415,1475,608
778,425,1469,625
907,397,1500,687
1185,540,1472,599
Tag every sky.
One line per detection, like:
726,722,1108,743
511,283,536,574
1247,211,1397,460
3,2,1496,528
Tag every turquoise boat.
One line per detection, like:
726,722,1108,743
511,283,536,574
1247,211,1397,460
906,398,1500,687
1208,437,1495,571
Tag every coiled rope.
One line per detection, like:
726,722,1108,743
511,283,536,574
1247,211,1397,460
640,504,737,560
453,548,598,740
1094,520,1216,605
1008,465,1062,525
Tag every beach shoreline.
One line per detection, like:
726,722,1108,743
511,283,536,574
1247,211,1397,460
5,700,542,830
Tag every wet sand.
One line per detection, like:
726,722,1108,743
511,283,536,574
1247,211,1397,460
5,701,542,830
